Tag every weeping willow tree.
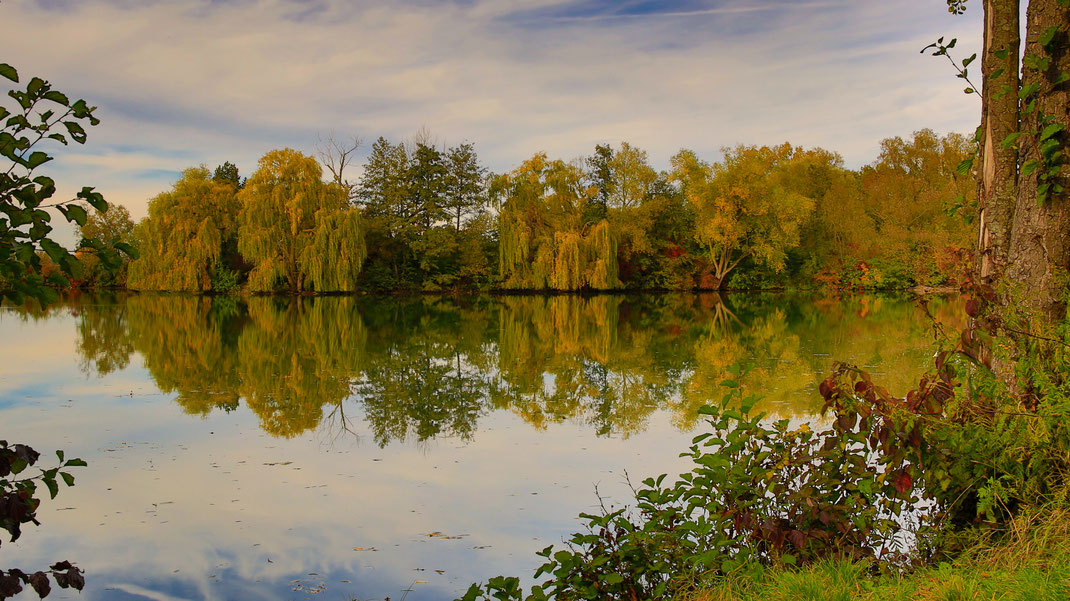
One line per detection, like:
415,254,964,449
491,295,672,437
238,148,366,292
299,209,366,292
237,297,366,438
127,167,239,291
495,152,621,290
122,295,244,415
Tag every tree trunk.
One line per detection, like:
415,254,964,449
978,0,1070,323
1003,0,1070,320
976,0,1020,285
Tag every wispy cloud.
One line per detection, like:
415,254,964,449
2,0,982,227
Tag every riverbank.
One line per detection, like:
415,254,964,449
680,509,1070,601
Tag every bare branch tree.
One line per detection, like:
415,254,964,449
316,131,362,204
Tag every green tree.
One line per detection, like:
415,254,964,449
355,137,415,288
443,142,487,232
583,143,613,222
76,204,135,287
671,144,816,289
128,166,240,291
854,129,975,287
212,161,242,190
238,148,365,292
496,153,619,290
407,143,448,231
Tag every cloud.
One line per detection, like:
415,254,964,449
2,0,982,223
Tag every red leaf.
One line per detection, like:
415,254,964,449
788,529,806,550
893,471,913,495
819,378,833,400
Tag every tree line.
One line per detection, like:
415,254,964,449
75,129,975,293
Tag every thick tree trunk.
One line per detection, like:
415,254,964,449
1003,0,1070,319
977,0,1021,284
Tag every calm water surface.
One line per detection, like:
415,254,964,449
0,292,962,600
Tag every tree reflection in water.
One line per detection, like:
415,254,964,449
69,292,964,445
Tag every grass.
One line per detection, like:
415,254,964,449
680,508,1070,601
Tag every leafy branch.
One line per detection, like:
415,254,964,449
921,37,981,97
0,442,87,599
0,62,137,306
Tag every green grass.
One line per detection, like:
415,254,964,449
681,509,1070,601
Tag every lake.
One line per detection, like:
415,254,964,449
0,292,962,600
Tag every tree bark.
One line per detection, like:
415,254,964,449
977,0,1021,285
1003,0,1070,319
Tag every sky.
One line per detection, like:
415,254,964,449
2,0,982,229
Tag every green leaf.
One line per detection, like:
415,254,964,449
77,187,107,212
44,477,59,499
1040,138,1060,158
990,68,1005,80
25,151,52,169
63,121,87,144
956,157,974,175
40,238,67,265
1022,159,1043,177
27,77,46,94
1039,25,1059,49
62,253,84,280
43,90,69,106
0,63,17,82
56,450,64,462
994,49,1009,60
1039,123,1064,141
60,472,75,487
1001,132,1023,149
64,458,87,467
47,272,70,288
113,241,139,259
70,205,90,227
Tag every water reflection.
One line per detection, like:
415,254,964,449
69,292,964,445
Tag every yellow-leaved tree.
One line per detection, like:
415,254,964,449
127,167,239,291
496,152,620,290
238,148,366,292
672,144,816,288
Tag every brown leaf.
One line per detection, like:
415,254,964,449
28,572,49,598
65,569,83,592
0,572,24,599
